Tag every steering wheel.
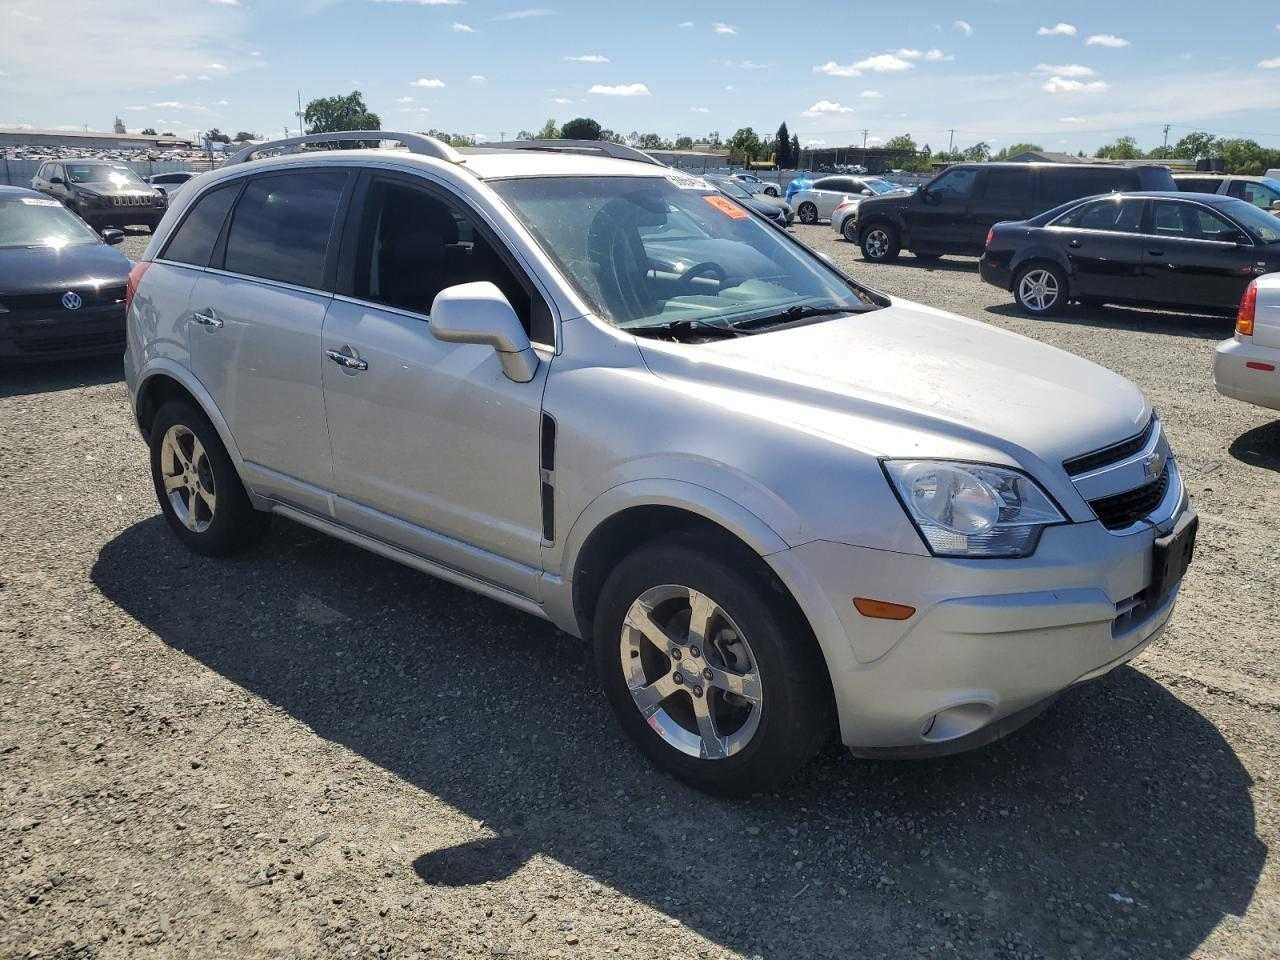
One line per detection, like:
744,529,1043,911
678,260,727,291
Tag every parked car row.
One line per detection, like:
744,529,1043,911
30,158,169,232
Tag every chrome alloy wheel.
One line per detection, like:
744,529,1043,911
159,424,217,533
864,228,891,259
619,584,763,760
1018,268,1060,312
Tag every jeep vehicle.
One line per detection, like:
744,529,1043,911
125,133,1197,793
32,159,168,232
855,162,1177,263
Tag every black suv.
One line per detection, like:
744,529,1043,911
855,162,1177,263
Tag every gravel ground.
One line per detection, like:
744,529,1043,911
2,225,1278,959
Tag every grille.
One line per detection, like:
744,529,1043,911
1,284,126,311
111,194,154,207
1063,417,1156,477
1088,468,1170,531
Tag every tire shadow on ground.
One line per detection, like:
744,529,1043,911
92,516,1266,959
1229,420,1280,472
984,301,1230,341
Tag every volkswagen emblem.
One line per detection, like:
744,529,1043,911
61,291,83,311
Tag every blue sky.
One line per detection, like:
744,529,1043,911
3,0,1279,154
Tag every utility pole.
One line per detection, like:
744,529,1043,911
947,128,955,154
1162,123,1171,152
295,91,304,137
499,130,506,143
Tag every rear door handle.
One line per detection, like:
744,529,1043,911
326,347,368,372
192,308,223,328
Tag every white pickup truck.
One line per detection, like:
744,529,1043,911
1216,275,1280,412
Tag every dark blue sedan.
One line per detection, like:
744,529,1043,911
0,186,132,362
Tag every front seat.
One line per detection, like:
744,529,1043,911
585,196,661,323
378,200,459,313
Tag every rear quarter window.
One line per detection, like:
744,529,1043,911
161,182,240,267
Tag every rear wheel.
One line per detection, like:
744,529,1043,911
763,186,779,197
594,536,834,794
149,400,267,556
1014,263,1068,316
797,202,818,225
841,217,859,243
860,223,900,262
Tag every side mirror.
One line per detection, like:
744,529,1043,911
1270,199,1280,212
429,281,538,383
50,176,65,185
101,228,125,245
860,189,873,197
1223,230,1250,246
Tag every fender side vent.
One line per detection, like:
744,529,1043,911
540,412,556,471
540,413,556,542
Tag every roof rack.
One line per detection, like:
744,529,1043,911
484,139,662,166
227,131,463,166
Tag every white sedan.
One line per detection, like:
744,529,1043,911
793,175,910,225
1215,275,1280,413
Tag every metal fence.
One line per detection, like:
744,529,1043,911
1,156,212,187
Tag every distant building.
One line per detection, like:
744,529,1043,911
645,148,729,171
0,127,196,151
1006,150,1093,164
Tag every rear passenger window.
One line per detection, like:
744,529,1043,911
1040,168,1132,207
223,171,347,289
161,183,239,267
980,168,1033,204
352,177,553,345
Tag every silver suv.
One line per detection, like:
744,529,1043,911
124,132,1197,793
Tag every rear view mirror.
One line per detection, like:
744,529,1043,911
101,228,125,245
429,281,539,383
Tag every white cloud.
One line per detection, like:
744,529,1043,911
563,54,608,63
1037,22,1077,36
895,48,923,60
215,98,229,106
1042,76,1108,93
372,0,463,5
205,62,227,70
551,97,574,104
395,95,415,104
859,89,882,99
195,75,212,81
813,53,917,79
588,82,650,96
677,21,693,28
492,7,553,20
172,74,189,81
815,61,862,78
689,106,709,113
209,0,240,5
924,48,952,61
1260,57,1280,69
712,21,736,35
723,59,770,69
451,22,474,31
1086,34,1129,48
802,99,854,116
469,74,485,82
411,77,446,87
953,19,972,36
1035,63,1096,77
1058,116,1087,124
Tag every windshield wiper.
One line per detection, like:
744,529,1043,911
730,304,855,331
628,318,744,341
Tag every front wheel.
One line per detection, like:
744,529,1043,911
840,217,859,243
1014,263,1068,316
797,202,818,225
594,535,834,794
763,186,779,197
860,223,900,262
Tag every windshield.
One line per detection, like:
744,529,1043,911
1223,198,1280,243
65,164,144,187
491,175,878,332
862,178,902,194
0,196,101,248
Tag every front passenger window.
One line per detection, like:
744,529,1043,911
929,168,978,201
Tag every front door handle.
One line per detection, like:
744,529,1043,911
326,347,368,372
192,308,223,328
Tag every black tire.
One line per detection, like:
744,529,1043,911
593,534,835,795
840,217,859,243
797,202,818,225
764,186,779,197
860,222,900,262
1013,262,1068,316
149,400,267,556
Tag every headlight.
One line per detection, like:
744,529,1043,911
883,460,1065,558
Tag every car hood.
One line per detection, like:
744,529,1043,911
0,242,131,295
636,296,1149,480
73,183,159,198
744,194,788,213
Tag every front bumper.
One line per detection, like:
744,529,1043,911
1215,336,1280,412
76,203,165,229
0,304,127,361
768,493,1195,755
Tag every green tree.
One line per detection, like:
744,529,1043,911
1170,130,1216,160
727,127,762,164
203,128,231,144
561,117,602,140
535,118,560,139
674,135,693,150
1095,135,1143,160
706,130,723,150
140,127,157,136
789,133,800,168
992,142,1044,161
302,91,380,134
233,131,258,143
637,132,669,150
962,141,991,162
882,133,918,153
598,128,625,144
774,122,791,169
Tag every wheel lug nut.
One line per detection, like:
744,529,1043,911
692,685,704,697
689,645,700,658
669,648,681,660
703,668,713,681
673,672,684,685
